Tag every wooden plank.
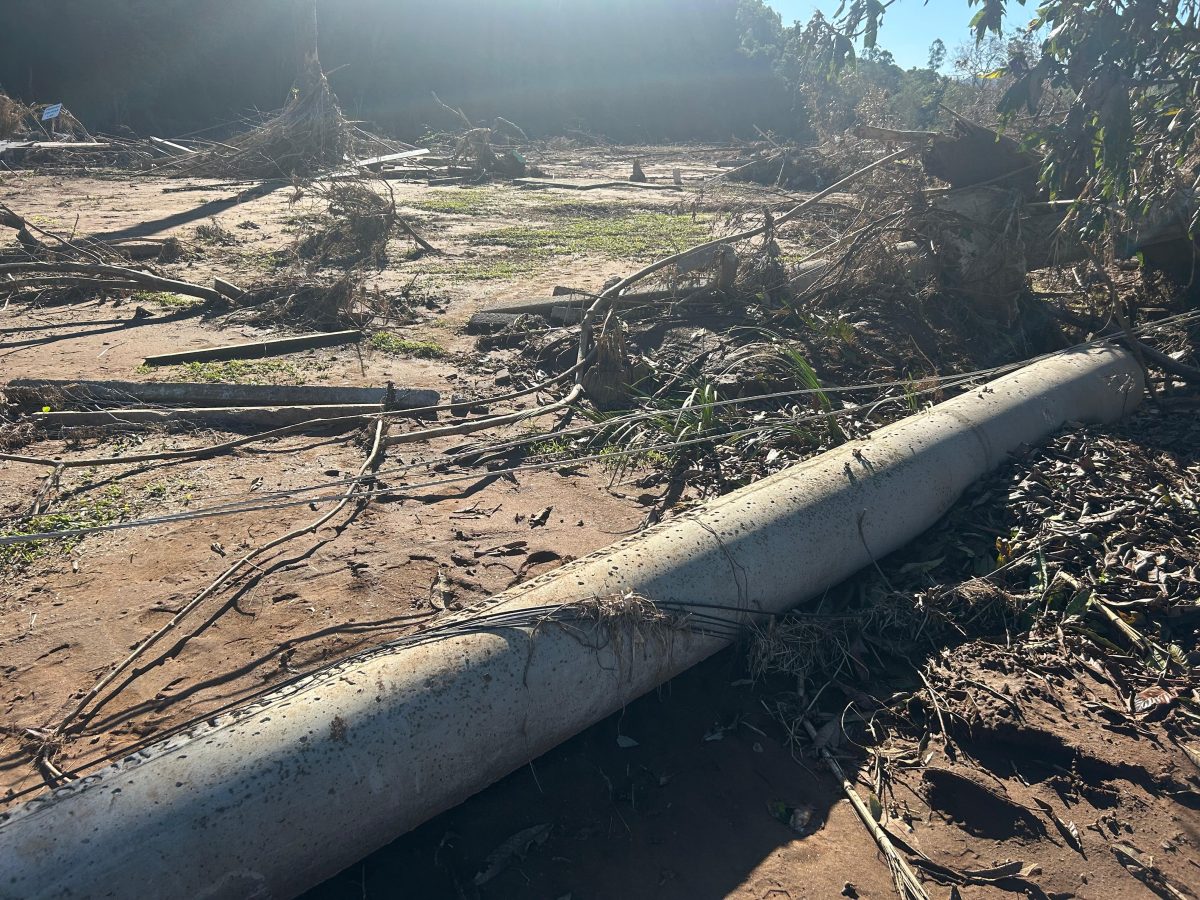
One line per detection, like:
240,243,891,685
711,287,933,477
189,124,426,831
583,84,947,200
141,330,362,366
212,277,246,300
487,289,680,316
0,141,111,152
353,148,430,169
32,404,396,431
327,167,431,183
6,378,438,410
149,136,196,155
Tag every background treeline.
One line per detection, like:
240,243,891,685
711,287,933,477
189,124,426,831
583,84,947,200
0,0,977,142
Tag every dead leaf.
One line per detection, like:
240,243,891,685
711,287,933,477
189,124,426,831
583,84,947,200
473,823,551,886
1033,797,1085,856
867,791,883,823
1133,685,1173,715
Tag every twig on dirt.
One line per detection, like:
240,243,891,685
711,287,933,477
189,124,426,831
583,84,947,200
383,384,584,449
395,213,440,255
27,463,64,517
1110,842,1193,900
431,92,475,131
1126,338,1200,383
0,202,108,263
800,715,930,900
53,415,390,738
916,667,949,740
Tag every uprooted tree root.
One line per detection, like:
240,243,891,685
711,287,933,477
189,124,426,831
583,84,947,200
166,48,392,180
291,177,440,269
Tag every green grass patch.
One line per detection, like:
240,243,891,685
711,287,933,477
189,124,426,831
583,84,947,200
0,485,130,573
522,195,640,217
0,475,202,574
136,359,306,384
527,434,667,472
369,333,448,358
235,247,287,273
421,255,542,282
406,188,494,215
598,444,669,472
471,212,711,261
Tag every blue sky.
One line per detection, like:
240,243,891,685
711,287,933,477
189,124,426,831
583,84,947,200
767,0,1006,69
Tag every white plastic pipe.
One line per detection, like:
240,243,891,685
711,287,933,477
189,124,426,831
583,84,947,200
0,346,1142,899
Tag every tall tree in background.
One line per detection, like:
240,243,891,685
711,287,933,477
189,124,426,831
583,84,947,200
0,0,797,142
735,1,958,137
838,0,1200,236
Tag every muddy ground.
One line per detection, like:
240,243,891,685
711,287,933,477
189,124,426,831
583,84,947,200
1,146,1198,899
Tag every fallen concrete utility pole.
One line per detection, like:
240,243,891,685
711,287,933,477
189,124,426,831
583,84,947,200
5,378,437,411
142,329,362,366
0,346,1143,899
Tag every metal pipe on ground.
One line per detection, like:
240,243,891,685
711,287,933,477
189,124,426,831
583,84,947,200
0,346,1143,899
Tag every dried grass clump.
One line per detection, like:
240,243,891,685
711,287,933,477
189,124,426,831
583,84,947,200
729,140,879,191
581,319,630,411
0,91,30,139
296,183,394,268
226,276,397,332
569,591,678,632
225,277,362,333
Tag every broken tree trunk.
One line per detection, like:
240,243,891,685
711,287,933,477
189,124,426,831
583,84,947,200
917,187,1088,321
920,119,1042,198
0,261,225,304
